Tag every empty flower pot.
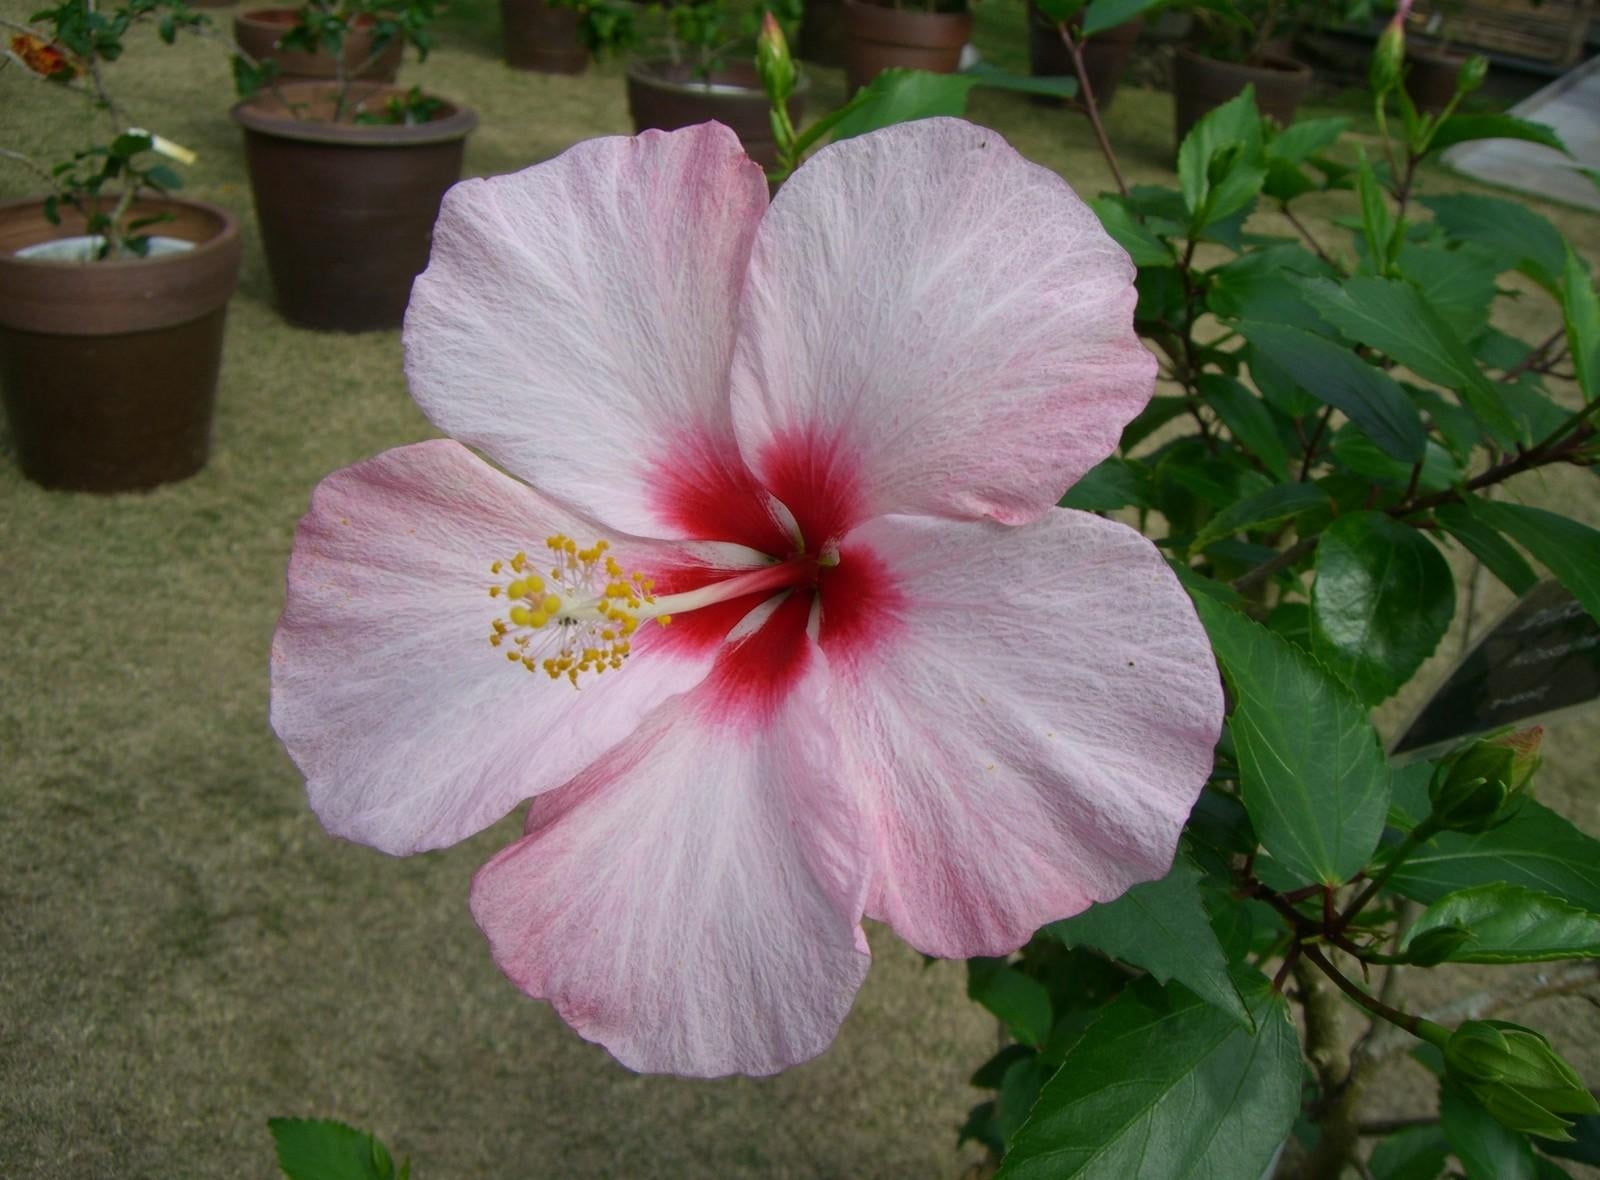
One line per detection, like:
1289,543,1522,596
500,0,588,73
627,60,806,171
840,0,971,94
1172,47,1311,146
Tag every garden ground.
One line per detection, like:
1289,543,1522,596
2,1,1598,1175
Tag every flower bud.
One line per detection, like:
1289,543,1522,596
1427,726,1541,832
1370,18,1405,95
1445,1020,1600,1139
755,11,796,105
1457,54,1489,94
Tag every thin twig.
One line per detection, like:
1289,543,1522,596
1058,22,1127,200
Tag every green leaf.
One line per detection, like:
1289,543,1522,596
1207,244,1332,332
828,68,976,141
1428,114,1570,157
996,1055,1052,1147
1091,196,1173,268
1397,242,1498,343
962,60,1078,98
1045,855,1250,1027
1299,276,1522,445
1081,0,1161,35
1370,1124,1450,1180
968,959,1053,1048
1329,429,1463,494
1357,148,1396,271
1059,456,1148,510
1267,116,1348,165
1120,395,1188,451
1177,87,1265,231
268,1118,398,1180
1198,373,1291,480
1465,500,1600,625
1540,1113,1600,1166
1390,801,1600,914
996,971,1300,1180
1191,481,1328,555
1434,501,1539,595
1420,194,1567,293
1442,1079,1539,1180
1310,512,1455,705
1403,884,1600,964
1237,320,1428,461
1194,597,1390,885
1561,246,1599,400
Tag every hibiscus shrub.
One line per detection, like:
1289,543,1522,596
959,34,1600,1180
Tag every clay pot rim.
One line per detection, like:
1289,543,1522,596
235,5,383,27
1406,43,1469,65
1176,45,1312,80
0,194,240,270
842,0,970,17
626,58,812,98
230,81,478,146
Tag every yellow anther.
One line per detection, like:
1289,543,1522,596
541,594,561,615
489,586,501,598
506,650,520,662
490,560,503,574
563,539,577,554
528,611,548,629
525,575,544,594
510,606,532,627
657,615,672,627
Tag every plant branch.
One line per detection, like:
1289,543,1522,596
1300,942,1425,1037
1058,22,1127,200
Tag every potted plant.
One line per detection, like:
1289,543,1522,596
840,0,971,94
228,0,477,332
232,0,410,82
1170,0,1320,142
0,1,242,492
1025,0,1144,109
621,0,808,170
501,0,617,73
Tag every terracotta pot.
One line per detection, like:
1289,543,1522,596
841,0,971,94
231,82,476,332
1026,5,1143,109
1172,46,1311,145
799,0,847,67
1404,45,1467,116
233,7,404,82
0,196,241,492
501,0,588,73
626,61,806,171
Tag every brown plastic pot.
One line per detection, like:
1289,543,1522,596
501,0,588,73
626,61,806,171
1404,45,1467,116
0,196,241,492
799,0,847,67
1172,46,1311,145
233,7,404,82
841,0,971,94
1026,5,1143,109
231,82,477,332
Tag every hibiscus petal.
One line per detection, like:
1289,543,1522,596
730,118,1156,539
824,509,1223,958
471,615,871,1077
405,125,787,548
270,440,720,855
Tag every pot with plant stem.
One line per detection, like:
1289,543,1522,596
1026,3,1143,108
1404,43,1468,115
500,0,589,72
230,81,476,332
233,7,405,80
840,0,971,94
0,195,241,492
627,60,806,170
1172,46,1310,143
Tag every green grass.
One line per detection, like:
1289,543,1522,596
2,0,1598,1176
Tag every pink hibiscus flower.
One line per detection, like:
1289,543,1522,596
270,118,1224,1078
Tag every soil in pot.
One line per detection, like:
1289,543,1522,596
627,60,806,171
233,8,404,83
1404,45,1467,116
231,81,477,333
841,0,971,95
501,0,588,73
0,196,242,492
1172,47,1311,146
1026,4,1143,109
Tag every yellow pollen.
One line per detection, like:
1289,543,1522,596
487,533,648,689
